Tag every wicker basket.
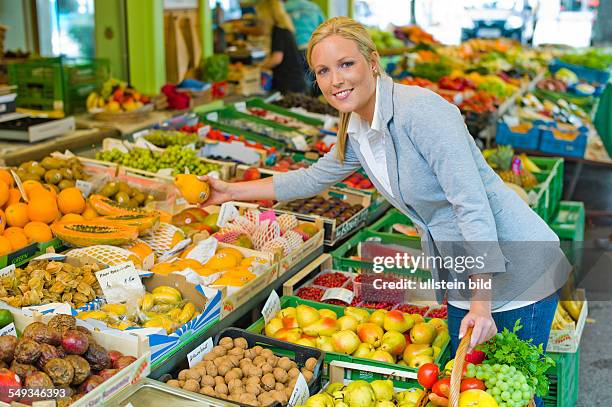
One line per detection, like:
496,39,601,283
415,327,536,407
91,103,154,122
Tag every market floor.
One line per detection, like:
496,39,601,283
575,217,612,406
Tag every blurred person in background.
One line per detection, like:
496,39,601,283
284,0,326,94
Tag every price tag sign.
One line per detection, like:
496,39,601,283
235,102,247,112
0,264,15,278
188,337,214,367
292,135,308,151
321,288,354,304
95,262,144,304
0,322,17,337
262,290,281,325
23,303,72,316
197,125,211,137
288,373,309,407
217,202,240,228
76,180,94,198
185,237,218,263
206,112,219,122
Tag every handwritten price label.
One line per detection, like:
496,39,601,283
188,338,214,367
321,288,354,304
0,323,17,337
0,264,15,278
95,262,144,303
262,290,281,325
288,373,309,406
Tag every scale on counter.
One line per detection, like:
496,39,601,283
0,113,75,143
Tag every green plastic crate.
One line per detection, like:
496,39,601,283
543,349,580,407
331,229,429,278
529,157,564,222
246,98,324,127
549,201,585,241
367,208,419,240
7,57,109,114
246,296,451,383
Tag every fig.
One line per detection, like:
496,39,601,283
25,371,54,388
10,361,38,381
48,315,77,335
83,343,110,371
23,322,61,346
14,339,41,364
108,350,123,366
98,368,119,381
113,355,137,370
44,358,74,387
0,336,18,363
36,343,65,370
65,355,91,386
61,330,89,355
79,375,104,394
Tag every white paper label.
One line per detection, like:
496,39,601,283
235,102,247,112
132,129,150,139
0,322,17,337
262,290,281,324
206,112,219,122
217,202,240,227
76,180,93,198
197,125,211,137
321,288,354,304
95,262,145,304
11,169,28,202
188,337,214,367
186,143,196,150
292,135,308,151
0,264,15,278
157,168,174,177
288,373,310,407
185,237,218,263
176,197,188,206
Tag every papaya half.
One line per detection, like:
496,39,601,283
52,220,139,247
89,194,150,216
99,212,160,236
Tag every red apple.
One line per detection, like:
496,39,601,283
243,167,262,181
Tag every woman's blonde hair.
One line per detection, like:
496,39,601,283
306,17,381,162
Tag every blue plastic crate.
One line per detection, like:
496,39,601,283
538,123,588,158
549,59,611,86
496,121,541,150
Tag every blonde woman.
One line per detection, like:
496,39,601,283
202,18,569,402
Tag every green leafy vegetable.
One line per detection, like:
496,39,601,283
476,319,555,398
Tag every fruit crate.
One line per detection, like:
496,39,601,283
7,56,110,114
0,238,64,269
549,201,585,242
245,97,325,128
496,121,542,150
366,208,420,242
273,188,370,246
331,229,428,275
543,348,581,407
548,289,587,354
529,156,564,223
154,327,325,407
246,296,451,381
327,360,423,390
538,123,588,159
200,107,314,151
549,59,611,86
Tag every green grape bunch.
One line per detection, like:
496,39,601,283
96,146,219,176
466,363,535,407
143,130,200,148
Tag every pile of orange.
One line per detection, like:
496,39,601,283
0,170,88,256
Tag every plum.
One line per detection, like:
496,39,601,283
61,330,89,355
78,375,104,394
83,343,110,372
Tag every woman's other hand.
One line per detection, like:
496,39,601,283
198,175,233,206
459,301,498,351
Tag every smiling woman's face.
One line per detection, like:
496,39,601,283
311,35,377,115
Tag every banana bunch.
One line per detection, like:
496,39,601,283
77,285,198,334
552,300,583,330
86,92,106,111
519,154,542,173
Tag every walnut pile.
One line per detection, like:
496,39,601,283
0,260,102,308
167,337,318,406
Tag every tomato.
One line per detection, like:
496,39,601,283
432,377,451,398
460,378,486,392
417,363,440,389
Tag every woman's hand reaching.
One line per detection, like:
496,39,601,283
198,175,234,206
